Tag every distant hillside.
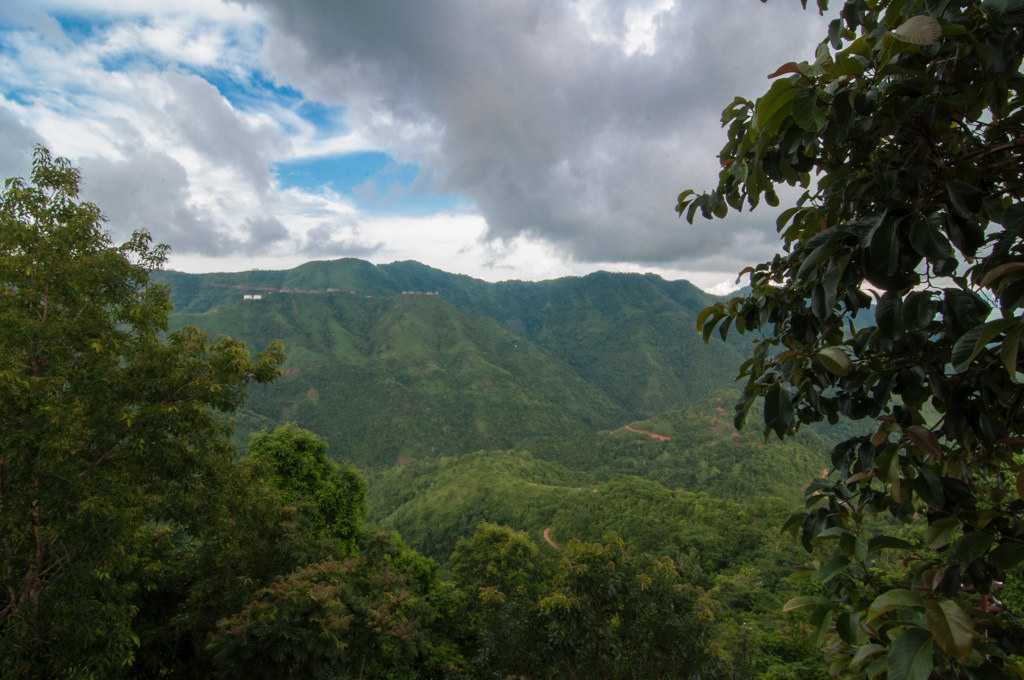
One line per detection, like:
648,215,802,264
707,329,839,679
168,291,623,466
157,260,752,414
155,259,751,464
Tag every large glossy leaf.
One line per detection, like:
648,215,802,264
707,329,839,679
925,599,973,660
816,346,851,376
764,382,794,439
850,643,886,669
888,628,934,680
926,517,959,549
783,595,830,613
754,79,798,136
951,319,1015,373
1002,322,1023,379
892,16,942,45
866,589,923,622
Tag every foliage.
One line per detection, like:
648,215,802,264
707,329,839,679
247,424,367,552
680,1,1024,676
371,451,830,676
450,523,552,676
535,536,711,679
450,523,713,679
208,530,464,680
0,148,284,678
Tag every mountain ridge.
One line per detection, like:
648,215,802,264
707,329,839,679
154,257,752,467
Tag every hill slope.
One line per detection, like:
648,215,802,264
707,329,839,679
156,258,751,463
169,291,625,466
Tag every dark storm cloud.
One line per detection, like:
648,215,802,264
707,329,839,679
246,0,830,273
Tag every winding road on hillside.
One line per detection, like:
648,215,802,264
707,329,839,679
542,527,561,550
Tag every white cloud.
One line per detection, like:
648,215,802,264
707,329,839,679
0,0,835,292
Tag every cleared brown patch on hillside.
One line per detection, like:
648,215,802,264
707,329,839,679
623,425,672,442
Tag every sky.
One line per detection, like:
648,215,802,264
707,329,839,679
0,0,832,293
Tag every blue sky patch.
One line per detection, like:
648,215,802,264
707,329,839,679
275,152,464,215
52,12,113,42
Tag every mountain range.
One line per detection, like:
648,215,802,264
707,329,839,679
155,258,753,466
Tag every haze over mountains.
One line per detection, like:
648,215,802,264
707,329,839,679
156,258,753,466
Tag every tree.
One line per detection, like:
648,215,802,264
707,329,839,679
680,1,1024,677
208,530,465,680
536,535,711,679
0,148,284,678
450,522,551,676
247,424,367,554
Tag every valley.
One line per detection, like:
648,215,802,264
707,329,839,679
152,257,838,677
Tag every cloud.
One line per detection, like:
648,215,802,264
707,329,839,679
248,0,830,275
0,7,301,257
0,106,38,179
159,71,283,193
0,0,836,290
78,150,298,256
78,149,230,253
301,221,382,257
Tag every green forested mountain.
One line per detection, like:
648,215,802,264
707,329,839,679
166,289,625,465
147,257,844,679
156,258,751,464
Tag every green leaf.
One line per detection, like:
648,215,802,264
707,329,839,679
816,346,851,376
675,189,695,214
837,611,864,645
980,262,1024,288
869,219,900,277
764,383,794,439
955,530,995,563
866,589,923,623
819,554,850,582
991,541,1024,570
888,628,934,680
797,242,832,279
850,643,886,669
811,605,834,648
1002,322,1023,378
925,599,974,660
828,19,843,50
776,206,802,232
892,15,942,45
869,535,914,552
754,78,798,136
909,218,953,263
695,306,717,333
951,319,1015,373
783,595,830,613
902,291,934,331
926,517,959,549
946,180,983,220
